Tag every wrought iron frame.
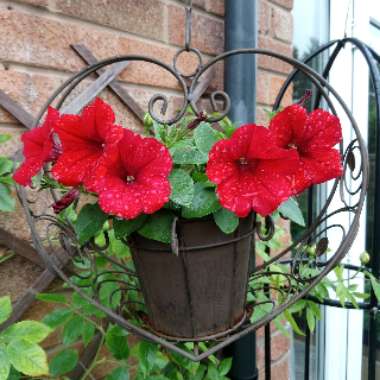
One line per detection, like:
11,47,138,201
15,6,368,364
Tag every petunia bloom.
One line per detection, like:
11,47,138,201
206,124,299,217
13,107,60,186
51,98,123,188
269,104,342,194
88,129,173,219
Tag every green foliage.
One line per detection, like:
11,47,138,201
106,367,130,380
213,208,239,234
113,215,148,239
75,203,108,244
105,325,130,360
49,349,79,377
193,123,221,154
0,296,51,379
0,135,15,212
0,296,11,324
182,183,220,219
278,197,305,227
170,140,209,165
138,210,174,244
169,169,194,207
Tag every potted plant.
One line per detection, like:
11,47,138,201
13,97,343,340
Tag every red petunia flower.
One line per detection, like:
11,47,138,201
269,104,342,194
88,129,173,219
51,98,123,188
206,124,299,217
13,107,60,186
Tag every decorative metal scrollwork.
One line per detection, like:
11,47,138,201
16,36,371,361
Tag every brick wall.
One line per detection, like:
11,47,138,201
0,0,294,378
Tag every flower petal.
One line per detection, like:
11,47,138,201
303,109,342,150
51,147,102,186
269,104,308,148
13,107,59,186
206,140,238,185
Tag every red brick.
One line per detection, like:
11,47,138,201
0,8,207,91
168,4,224,55
259,0,271,36
269,0,293,10
270,357,291,380
257,69,270,104
205,0,225,16
271,331,291,362
258,35,293,74
16,0,166,42
271,5,293,43
0,69,63,125
178,0,206,8
269,73,293,105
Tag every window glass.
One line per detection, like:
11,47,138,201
291,1,330,379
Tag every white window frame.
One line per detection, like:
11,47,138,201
321,1,370,379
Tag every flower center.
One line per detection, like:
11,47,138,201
237,157,259,172
239,157,249,165
126,175,135,183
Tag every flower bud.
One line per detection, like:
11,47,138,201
360,251,371,265
143,113,154,129
52,188,80,214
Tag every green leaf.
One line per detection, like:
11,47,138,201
284,310,305,336
105,325,129,360
62,316,84,345
273,316,290,337
194,123,220,154
213,208,239,234
0,296,12,324
0,134,11,144
36,293,67,304
170,140,208,165
2,321,51,344
105,367,130,380
7,339,49,376
81,322,96,347
137,341,159,376
99,281,121,309
306,308,316,332
0,158,12,176
218,358,232,376
0,347,10,380
369,273,380,302
138,211,174,244
49,349,78,376
169,169,194,207
74,203,108,245
113,215,147,239
206,363,219,380
42,308,71,329
219,117,236,137
182,183,220,219
278,197,305,227
0,183,15,212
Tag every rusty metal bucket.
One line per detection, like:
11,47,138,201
130,215,254,340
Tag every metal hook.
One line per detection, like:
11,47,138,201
185,1,193,51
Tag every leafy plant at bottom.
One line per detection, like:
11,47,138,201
0,296,51,380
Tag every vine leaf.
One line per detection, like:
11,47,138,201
7,339,49,377
49,349,78,377
0,296,11,324
75,203,108,244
